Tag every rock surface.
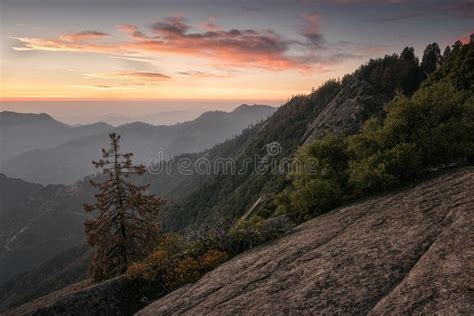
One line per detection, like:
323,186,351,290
138,168,474,315
304,79,387,144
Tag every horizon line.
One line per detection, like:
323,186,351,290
0,97,286,103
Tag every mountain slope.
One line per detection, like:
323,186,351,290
6,167,473,315
0,177,93,284
0,245,91,312
0,111,113,161
138,168,474,315
0,105,275,184
0,174,42,216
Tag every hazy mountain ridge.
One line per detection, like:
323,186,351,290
0,111,113,162
0,104,275,184
57,109,204,127
58,105,269,127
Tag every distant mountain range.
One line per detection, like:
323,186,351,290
0,104,275,184
0,111,113,162
56,110,204,127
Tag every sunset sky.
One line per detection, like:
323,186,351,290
0,0,472,116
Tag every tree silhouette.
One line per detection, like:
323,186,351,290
442,45,452,62
452,40,463,54
84,133,165,281
421,43,441,75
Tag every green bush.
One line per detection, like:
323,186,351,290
276,80,473,219
348,82,473,192
274,134,348,221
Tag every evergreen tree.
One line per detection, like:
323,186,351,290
442,45,452,62
84,133,165,282
401,47,417,63
452,40,463,53
421,43,441,74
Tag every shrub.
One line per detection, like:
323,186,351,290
274,134,348,221
226,216,292,254
127,216,292,294
289,178,343,217
127,233,228,292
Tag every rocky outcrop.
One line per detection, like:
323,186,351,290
304,79,387,144
138,168,474,315
4,276,155,316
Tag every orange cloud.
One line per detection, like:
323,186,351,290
11,16,362,72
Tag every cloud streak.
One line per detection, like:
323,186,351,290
69,84,135,91
177,70,233,78
60,31,108,42
84,71,171,81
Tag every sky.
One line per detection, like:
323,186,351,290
0,0,472,118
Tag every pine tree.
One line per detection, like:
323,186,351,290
442,45,452,62
452,40,463,54
84,133,165,282
421,43,441,75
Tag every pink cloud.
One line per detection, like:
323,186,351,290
301,13,325,48
201,16,219,31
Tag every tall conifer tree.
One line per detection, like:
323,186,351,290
84,133,165,281
421,43,441,74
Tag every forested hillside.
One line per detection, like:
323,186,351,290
149,45,434,231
